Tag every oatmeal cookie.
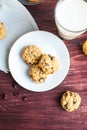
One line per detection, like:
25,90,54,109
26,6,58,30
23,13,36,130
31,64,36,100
21,45,42,65
29,65,48,83
61,91,81,112
82,40,87,55
38,54,59,74
0,22,6,40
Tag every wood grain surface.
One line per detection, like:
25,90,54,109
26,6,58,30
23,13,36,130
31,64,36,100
0,0,87,130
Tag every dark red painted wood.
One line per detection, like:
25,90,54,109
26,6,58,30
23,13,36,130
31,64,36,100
0,0,87,129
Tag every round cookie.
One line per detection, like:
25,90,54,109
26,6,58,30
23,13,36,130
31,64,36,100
29,65,48,83
0,22,6,40
61,91,81,112
38,54,59,74
21,45,42,65
82,40,87,55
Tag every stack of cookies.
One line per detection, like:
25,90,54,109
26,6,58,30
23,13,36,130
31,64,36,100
21,45,59,83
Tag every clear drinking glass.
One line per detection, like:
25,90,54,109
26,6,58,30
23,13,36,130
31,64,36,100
54,0,87,40
18,0,43,5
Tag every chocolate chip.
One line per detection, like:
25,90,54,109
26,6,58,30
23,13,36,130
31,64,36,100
2,93,7,100
65,93,67,97
73,101,76,104
64,103,68,109
13,91,19,96
50,56,54,60
48,54,51,58
1,22,3,25
12,82,18,88
45,63,49,66
70,93,72,96
28,62,32,65
22,96,27,101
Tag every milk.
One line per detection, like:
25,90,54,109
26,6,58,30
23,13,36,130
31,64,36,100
55,0,87,39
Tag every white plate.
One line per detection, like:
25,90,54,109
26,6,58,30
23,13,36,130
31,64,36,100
9,31,70,92
0,0,38,73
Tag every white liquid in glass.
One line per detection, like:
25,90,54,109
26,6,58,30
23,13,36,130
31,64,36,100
55,0,87,39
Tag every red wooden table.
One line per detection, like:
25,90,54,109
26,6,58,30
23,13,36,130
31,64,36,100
0,0,87,130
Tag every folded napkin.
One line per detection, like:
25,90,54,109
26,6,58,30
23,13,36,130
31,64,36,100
0,0,38,73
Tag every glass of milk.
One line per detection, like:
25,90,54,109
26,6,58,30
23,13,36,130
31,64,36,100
54,0,87,40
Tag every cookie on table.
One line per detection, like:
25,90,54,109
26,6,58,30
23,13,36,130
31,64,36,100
0,22,6,40
21,45,42,65
38,54,59,74
82,40,87,55
29,65,48,83
61,91,81,112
